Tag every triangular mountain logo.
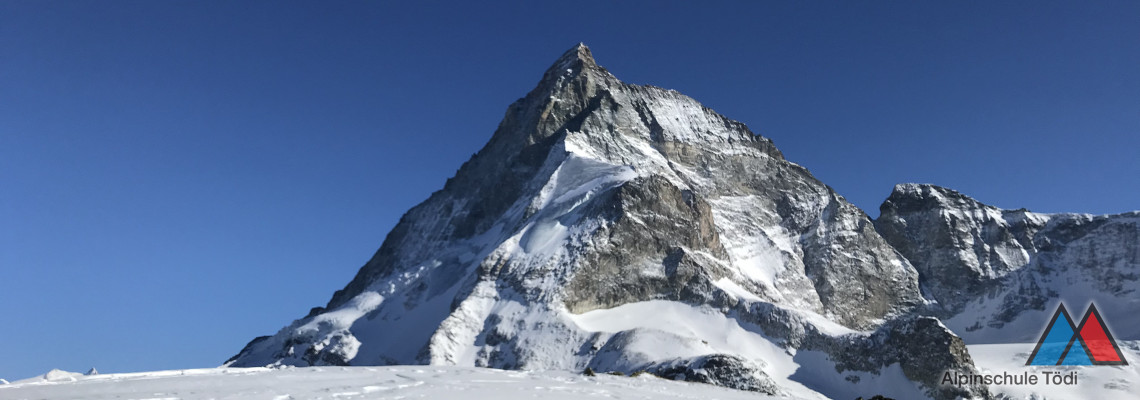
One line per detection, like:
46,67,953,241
1026,303,1128,366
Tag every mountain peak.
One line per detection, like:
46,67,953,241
228,44,1001,400
561,42,596,67
540,43,599,81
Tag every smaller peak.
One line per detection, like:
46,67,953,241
85,367,99,376
893,183,943,195
884,183,990,213
891,183,964,198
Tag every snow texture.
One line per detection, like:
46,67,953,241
0,366,808,400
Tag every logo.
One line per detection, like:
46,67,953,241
1026,303,1127,366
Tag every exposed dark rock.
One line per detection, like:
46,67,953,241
829,316,989,400
651,354,779,394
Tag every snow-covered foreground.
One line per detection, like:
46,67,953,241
0,366,801,400
5,343,1137,400
967,341,1140,399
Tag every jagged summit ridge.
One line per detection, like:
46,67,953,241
227,44,1002,400
884,183,995,214
545,43,597,76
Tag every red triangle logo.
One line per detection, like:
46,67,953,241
1075,304,1128,365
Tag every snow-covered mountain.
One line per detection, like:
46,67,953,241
224,44,1139,400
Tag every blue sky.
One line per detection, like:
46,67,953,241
2,1,1137,380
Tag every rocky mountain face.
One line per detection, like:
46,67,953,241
226,44,1138,400
876,183,1140,343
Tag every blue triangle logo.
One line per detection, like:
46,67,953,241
1027,304,1078,365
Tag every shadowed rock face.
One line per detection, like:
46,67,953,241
875,184,1046,315
831,316,986,400
562,175,730,314
321,46,608,313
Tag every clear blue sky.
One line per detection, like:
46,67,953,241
2,1,1137,380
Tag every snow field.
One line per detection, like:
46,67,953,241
967,341,1140,399
0,366,798,400
568,300,923,399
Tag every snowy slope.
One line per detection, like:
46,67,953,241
568,300,932,400
967,341,1140,399
7,342,1134,400
0,366,805,400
